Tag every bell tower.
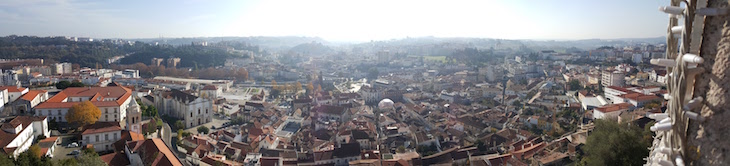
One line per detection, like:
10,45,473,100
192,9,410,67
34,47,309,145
127,97,142,134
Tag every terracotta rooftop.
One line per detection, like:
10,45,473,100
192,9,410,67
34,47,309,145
82,122,122,135
127,138,182,166
20,90,45,101
35,86,132,109
0,116,46,154
0,86,27,93
595,103,634,113
100,152,131,166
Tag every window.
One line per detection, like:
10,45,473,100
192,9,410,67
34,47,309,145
105,134,109,141
114,108,117,113
105,108,108,113
57,110,61,115
198,109,200,114
206,109,208,114
95,135,99,142
86,136,89,142
105,115,108,120
190,112,193,117
114,133,118,140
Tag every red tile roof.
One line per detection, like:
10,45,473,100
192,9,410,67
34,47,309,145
101,152,130,166
35,86,132,109
620,93,661,102
20,90,45,101
595,103,633,113
82,122,122,135
127,138,182,166
0,86,27,93
0,116,46,154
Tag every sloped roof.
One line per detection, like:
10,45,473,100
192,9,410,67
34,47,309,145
0,86,26,92
101,152,130,166
20,90,45,101
127,138,182,166
82,122,122,135
35,86,132,109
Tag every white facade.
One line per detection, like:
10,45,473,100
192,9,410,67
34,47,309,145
155,90,213,128
1,116,49,158
7,87,28,104
604,86,629,104
601,71,625,88
82,124,121,152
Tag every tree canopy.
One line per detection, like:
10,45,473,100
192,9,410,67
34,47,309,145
65,101,101,128
579,120,651,166
197,126,210,134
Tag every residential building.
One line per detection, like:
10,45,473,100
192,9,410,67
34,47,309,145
601,70,625,88
53,63,73,75
9,90,48,115
102,138,183,166
33,86,133,126
2,86,28,104
593,103,634,120
0,116,50,158
82,122,122,152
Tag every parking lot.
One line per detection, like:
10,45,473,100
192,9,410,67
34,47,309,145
52,135,82,160
183,114,230,134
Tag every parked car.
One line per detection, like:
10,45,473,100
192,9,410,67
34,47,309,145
66,142,78,148
67,150,80,156
211,126,216,129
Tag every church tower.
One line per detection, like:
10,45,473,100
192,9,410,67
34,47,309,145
127,97,142,134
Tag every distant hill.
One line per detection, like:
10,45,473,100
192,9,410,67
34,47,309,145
287,42,334,56
130,36,328,52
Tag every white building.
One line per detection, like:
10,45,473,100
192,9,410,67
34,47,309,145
604,86,631,104
593,103,633,120
154,89,213,128
82,122,122,152
1,86,28,104
200,85,220,99
601,71,625,88
53,63,73,75
34,86,133,127
0,116,50,158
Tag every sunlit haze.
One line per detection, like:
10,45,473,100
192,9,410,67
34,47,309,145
1,0,669,41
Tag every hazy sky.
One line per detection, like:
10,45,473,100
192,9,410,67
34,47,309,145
0,0,670,42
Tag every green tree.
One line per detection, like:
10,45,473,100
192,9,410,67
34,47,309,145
55,80,72,89
397,146,406,153
0,151,12,166
144,106,158,117
69,81,85,87
76,152,107,166
580,120,650,166
569,80,582,90
197,126,209,134
174,120,185,130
